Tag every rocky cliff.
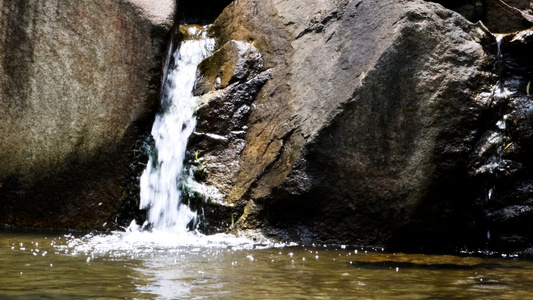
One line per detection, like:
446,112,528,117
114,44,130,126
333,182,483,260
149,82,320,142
2,0,533,254
0,0,174,229
188,0,533,253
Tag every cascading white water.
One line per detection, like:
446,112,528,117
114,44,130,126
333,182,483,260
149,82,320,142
138,25,214,233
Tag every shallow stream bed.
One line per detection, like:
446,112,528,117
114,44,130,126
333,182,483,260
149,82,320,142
1,231,533,299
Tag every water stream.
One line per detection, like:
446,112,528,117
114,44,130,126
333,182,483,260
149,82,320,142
137,25,214,234
3,231,533,299
120,24,255,251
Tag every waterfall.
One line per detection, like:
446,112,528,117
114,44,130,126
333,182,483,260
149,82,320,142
137,25,214,234
493,34,511,100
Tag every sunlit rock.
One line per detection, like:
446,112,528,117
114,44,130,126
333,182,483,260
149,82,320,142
191,0,495,249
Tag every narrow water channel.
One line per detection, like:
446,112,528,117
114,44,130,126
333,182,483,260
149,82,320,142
2,230,533,299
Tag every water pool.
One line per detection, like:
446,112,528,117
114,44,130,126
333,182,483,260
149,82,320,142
1,230,532,299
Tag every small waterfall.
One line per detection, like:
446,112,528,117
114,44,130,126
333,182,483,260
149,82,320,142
137,25,214,233
493,34,512,100
468,31,533,251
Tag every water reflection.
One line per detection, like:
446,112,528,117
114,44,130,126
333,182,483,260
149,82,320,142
0,232,154,299
2,231,533,299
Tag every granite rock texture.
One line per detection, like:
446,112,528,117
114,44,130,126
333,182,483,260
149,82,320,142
0,0,175,229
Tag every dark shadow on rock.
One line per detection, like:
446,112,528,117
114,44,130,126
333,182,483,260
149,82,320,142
178,0,233,25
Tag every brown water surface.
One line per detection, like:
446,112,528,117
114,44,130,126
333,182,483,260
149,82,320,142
1,231,532,299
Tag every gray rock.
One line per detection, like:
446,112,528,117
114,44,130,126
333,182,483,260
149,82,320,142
192,0,497,249
185,39,270,232
0,0,174,229
193,40,264,95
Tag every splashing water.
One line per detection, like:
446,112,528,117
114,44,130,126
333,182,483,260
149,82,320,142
138,25,214,234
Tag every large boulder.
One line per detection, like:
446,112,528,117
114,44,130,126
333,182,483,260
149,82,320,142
0,0,175,229
189,0,503,250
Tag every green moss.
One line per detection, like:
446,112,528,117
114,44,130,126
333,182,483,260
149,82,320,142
178,182,206,212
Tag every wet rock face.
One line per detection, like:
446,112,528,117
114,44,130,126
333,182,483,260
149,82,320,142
185,38,270,233
469,31,533,252
432,0,533,253
0,0,174,229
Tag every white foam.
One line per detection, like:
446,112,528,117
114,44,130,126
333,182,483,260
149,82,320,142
139,27,215,233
